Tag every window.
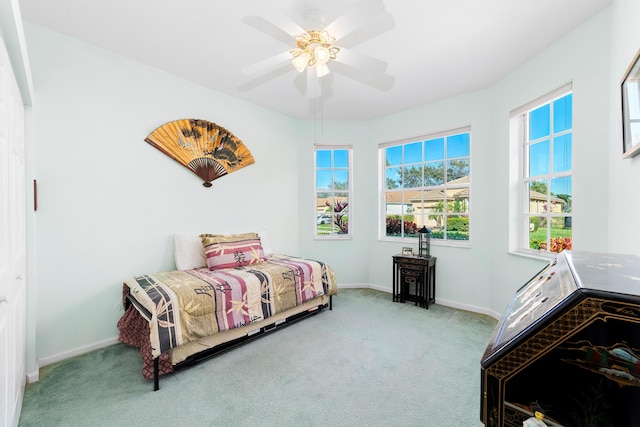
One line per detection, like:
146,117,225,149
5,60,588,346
511,85,572,254
380,127,471,243
315,146,352,238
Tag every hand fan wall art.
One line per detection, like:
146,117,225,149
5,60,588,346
145,119,255,187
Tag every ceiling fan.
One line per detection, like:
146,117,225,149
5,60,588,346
240,0,395,98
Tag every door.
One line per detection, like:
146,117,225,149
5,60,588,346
0,33,26,427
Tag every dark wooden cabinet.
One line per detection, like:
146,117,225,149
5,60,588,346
480,251,640,427
392,254,436,309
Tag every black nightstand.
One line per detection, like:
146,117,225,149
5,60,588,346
392,254,437,309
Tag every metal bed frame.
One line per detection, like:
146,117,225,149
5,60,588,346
125,293,333,391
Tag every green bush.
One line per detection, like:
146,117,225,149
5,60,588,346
430,230,469,240
448,217,469,232
530,239,544,250
431,231,444,239
446,231,469,240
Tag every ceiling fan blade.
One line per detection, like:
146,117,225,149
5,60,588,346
335,12,395,49
241,51,292,76
330,61,395,92
334,47,388,74
237,63,293,92
269,13,307,37
324,0,386,41
242,14,306,44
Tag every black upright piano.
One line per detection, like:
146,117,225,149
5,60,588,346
480,251,640,427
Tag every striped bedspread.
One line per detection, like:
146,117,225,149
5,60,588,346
124,255,337,358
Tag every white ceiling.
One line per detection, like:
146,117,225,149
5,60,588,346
18,0,611,120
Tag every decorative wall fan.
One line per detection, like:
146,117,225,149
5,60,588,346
145,119,255,187
241,0,395,97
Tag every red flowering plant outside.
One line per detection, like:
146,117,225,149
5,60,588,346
542,237,572,253
386,217,401,235
326,200,348,233
531,236,572,253
385,216,419,236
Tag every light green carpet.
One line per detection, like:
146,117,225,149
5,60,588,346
19,288,497,426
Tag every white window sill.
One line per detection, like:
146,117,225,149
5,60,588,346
508,249,555,262
315,235,353,241
379,237,471,249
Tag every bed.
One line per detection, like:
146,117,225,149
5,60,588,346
117,231,338,390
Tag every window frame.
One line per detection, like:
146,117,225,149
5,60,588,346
314,144,353,240
509,83,573,257
379,126,472,246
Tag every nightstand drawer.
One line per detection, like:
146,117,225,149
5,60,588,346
398,263,424,271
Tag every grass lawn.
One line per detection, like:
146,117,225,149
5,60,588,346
317,223,333,234
530,227,572,241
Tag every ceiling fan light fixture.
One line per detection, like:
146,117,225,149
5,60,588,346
290,29,339,76
295,32,311,46
318,30,332,44
291,49,311,72
316,63,330,78
314,46,330,65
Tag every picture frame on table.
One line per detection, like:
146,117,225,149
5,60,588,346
621,48,640,158
402,247,413,256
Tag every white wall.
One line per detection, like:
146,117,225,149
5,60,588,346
608,0,640,254
25,23,306,365
357,9,612,316
365,91,495,313
486,7,612,314
296,119,372,285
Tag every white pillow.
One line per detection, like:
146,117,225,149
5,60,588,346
256,229,273,256
174,234,207,270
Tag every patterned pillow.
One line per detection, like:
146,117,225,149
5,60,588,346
200,232,266,270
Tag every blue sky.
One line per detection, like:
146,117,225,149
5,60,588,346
529,93,573,197
316,149,349,190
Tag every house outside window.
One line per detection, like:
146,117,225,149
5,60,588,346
315,146,352,238
510,84,572,254
380,127,471,244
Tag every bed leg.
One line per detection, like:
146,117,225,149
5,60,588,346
153,358,159,391
329,295,332,310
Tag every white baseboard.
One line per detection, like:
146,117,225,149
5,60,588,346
338,282,501,319
29,336,120,383
435,297,501,319
337,282,377,289
26,364,39,383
